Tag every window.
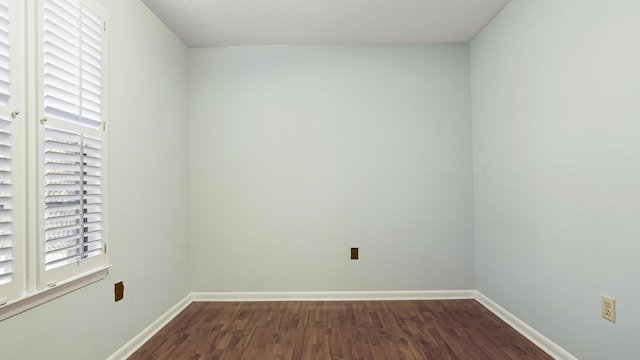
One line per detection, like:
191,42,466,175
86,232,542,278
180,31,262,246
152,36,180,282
0,0,108,320
39,0,108,285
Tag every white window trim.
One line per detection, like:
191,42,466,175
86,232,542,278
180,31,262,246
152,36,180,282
0,265,110,321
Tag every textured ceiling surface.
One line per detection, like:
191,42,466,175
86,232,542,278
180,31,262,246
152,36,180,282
142,0,511,47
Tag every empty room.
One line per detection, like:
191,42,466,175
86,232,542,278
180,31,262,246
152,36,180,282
0,0,638,359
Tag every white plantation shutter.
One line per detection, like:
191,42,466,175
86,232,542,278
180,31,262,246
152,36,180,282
0,0,13,288
81,5,102,129
43,127,82,270
0,1,10,107
0,118,13,285
42,128,103,270
43,0,81,125
41,0,105,274
43,0,102,130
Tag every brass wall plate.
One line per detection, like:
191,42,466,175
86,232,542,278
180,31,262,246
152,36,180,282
351,247,359,260
115,281,124,302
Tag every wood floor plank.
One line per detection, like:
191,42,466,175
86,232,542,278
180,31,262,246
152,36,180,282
129,300,553,360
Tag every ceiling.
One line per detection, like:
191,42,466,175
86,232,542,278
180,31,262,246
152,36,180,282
141,0,511,48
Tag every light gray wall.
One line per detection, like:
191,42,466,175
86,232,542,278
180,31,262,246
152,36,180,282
471,1,640,359
0,1,190,359
188,45,474,292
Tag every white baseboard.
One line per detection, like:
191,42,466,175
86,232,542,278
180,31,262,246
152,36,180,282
107,293,193,360
191,290,476,302
474,292,577,360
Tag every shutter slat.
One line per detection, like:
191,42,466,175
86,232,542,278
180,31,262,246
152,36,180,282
0,66,9,83
45,235,80,252
45,219,81,232
45,251,81,270
0,236,11,249
45,227,80,241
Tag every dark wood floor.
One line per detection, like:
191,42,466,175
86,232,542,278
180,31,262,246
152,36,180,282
130,300,553,359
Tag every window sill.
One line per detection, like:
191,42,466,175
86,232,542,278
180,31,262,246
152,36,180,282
0,265,111,321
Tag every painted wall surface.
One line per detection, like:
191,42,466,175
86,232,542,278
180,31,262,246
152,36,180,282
0,1,190,359
471,1,640,359
188,45,474,292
